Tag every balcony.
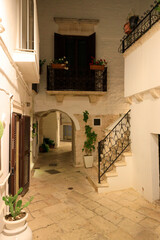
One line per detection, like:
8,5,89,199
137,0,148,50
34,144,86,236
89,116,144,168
119,1,160,53
13,50,39,83
46,65,107,103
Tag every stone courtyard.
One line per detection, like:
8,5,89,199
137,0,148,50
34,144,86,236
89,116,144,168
24,142,160,240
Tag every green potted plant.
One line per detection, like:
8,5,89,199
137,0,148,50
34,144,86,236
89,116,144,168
124,10,139,34
1,187,33,239
82,110,97,168
39,143,50,153
43,138,55,148
39,59,46,74
50,56,69,70
32,122,37,139
89,57,107,71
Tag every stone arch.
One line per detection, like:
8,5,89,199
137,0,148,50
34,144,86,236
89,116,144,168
36,108,80,131
36,108,80,166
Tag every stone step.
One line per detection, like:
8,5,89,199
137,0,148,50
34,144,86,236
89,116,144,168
86,175,109,193
105,169,118,177
114,160,126,167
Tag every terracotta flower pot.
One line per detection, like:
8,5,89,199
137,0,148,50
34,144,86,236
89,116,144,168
124,22,132,34
90,65,105,71
51,63,66,69
0,212,32,240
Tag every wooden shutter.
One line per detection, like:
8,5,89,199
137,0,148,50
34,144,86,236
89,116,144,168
19,116,30,195
87,33,96,62
9,113,17,195
54,33,65,59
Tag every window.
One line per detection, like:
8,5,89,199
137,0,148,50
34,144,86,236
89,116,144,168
94,118,101,126
19,0,34,50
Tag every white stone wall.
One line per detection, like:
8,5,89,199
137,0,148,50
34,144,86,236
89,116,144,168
124,22,160,97
124,13,160,201
43,112,60,147
0,0,36,232
130,95,160,202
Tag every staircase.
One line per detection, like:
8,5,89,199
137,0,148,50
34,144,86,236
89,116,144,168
86,110,132,193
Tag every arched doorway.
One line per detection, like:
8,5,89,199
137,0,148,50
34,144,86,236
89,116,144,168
34,109,77,166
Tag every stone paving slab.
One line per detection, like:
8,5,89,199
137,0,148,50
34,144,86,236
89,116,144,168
23,142,160,240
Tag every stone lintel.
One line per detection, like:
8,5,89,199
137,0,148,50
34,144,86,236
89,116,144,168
54,17,99,25
54,17,99,35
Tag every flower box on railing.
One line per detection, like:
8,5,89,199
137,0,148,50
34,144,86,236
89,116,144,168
90,65,105,71
52,63,66,69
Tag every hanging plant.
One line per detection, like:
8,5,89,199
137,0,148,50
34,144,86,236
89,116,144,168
82,111,97,156
0,121,4,139
32,122,37,139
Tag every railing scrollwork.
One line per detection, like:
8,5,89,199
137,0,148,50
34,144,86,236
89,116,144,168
98,110,131,183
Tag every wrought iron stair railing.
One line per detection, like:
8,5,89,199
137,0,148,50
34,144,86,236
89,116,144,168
98,110,131,183
119,1,160,53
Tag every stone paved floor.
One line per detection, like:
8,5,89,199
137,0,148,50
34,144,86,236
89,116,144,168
24,142,160,240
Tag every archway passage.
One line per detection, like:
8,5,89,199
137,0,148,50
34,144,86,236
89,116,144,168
34,110,76,169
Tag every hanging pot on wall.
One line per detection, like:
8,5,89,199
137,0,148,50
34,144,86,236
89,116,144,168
129,15,139,30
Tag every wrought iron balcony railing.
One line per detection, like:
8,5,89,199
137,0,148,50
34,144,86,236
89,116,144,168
47,65,107,92
98,110,131,183
119,1,160,53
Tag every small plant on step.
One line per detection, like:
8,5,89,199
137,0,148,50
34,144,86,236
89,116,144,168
2,187,33,221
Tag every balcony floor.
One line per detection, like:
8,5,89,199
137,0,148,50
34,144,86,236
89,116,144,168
23,142,160,240
46,90,106,103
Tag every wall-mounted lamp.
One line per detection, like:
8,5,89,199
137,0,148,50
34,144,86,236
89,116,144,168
0,18,5,33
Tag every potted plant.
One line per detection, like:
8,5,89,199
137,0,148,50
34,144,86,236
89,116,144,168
32,122,38,139
1,187,33,240
124,10,139,34
50,56,69,70
39,59,46,74
43,138,55,148
82,110,97,168
39,143,50,153
90,57,107,70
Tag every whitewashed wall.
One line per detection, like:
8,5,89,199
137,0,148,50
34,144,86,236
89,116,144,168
124,17,160,201
0,0,34,232
131,95,160,202
43,112,60,147
125,22,160,97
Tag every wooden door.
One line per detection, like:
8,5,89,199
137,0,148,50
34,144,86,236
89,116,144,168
10,113,19,195
19,116,30,195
